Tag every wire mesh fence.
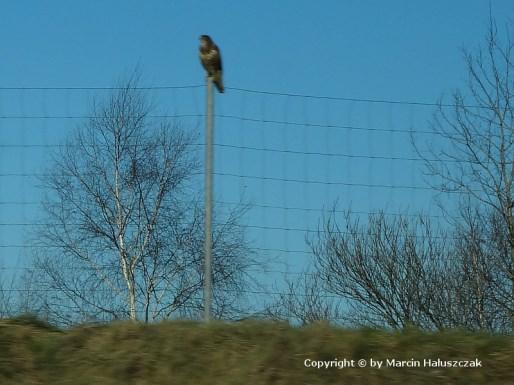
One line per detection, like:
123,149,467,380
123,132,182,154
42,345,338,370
0,83,461,323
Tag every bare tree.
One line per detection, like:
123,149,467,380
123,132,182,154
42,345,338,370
263,269,344,326
308,209,511,331
30,77,253,324
0,267,43,319
0,270,17,318
416,19,514,327
450,204,512,331
309,210,448,329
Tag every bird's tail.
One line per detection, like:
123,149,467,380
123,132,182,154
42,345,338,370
213,72,224,93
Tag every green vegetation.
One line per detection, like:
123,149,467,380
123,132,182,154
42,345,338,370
0,316,513,384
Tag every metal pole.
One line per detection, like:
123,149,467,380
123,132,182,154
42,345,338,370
204,76,214,322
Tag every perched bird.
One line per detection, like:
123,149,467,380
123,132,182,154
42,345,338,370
199,35,224,93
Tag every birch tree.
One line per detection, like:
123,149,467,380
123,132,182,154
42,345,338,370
32,78,252,324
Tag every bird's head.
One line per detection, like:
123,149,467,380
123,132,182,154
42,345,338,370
199,35,212,49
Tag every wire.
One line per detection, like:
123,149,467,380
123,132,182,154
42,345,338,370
0,265,310,276
217,114,438,135
0,85,203,91
0,200,446,223
0,243,311,252
0,113,203,120
0,199,446,219
0,113,439,136
0,220,477,241
0,141,463,165
215,172,461,192
212,143,460,164
226,87,487,109
216,201,445,219
0,83,482,109
0,169,456,193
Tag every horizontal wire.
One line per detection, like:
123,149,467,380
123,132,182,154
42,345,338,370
0,221,478,240
0,285,471,301
217,114,438,135
226,87,484,109
213,143,459,163
0,141,462,164
0,197,434,212
0,282,313,298
0,113,438,135
216,201,444,219
215,172,459,192
0,244,310,254
0,83,482,109
0,265,308,276
0,200,446,222
0,170,451,192
0,113,202,120
0,85,203,91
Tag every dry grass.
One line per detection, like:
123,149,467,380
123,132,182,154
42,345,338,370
0,315,512,384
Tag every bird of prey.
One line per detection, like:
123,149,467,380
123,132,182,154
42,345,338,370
199,35,224,93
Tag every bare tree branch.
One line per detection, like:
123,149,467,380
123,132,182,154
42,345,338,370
29,74,254,324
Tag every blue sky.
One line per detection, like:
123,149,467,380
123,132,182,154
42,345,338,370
0,1,513,307
1,1,510,95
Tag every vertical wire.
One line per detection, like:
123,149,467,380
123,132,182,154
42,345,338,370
19,89,27,271
301,97,310,249
191,85,201,133
259,92,268,266
387,103,395,209
324,98,331,210
0,89,4,269
366,101,373,210
238,91,247,201
189,86,202,199
281,95,290,270
345,101,354,209
41,89,49,148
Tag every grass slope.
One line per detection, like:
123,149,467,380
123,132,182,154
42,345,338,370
0,315,513,384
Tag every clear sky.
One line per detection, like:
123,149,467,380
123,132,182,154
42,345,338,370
0,1,511,96
0,1,513,309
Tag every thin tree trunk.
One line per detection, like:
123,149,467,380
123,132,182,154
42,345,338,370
127,271,137,321
509,243,514,332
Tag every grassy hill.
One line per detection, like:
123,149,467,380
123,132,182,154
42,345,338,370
0,315,513,384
